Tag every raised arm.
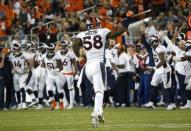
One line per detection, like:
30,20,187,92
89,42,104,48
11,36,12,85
106,17,135,39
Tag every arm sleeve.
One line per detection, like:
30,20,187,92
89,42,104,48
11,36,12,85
141,34,155,66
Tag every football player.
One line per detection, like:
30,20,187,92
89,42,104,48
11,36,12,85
165,38,191,109
9,41,29,110
73,13,135,127
143,34,174,110
24,41,39,107
34,43,48,109
41,44,65,110
59,40,78,109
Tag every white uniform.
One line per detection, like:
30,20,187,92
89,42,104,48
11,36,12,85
77,28,110,93
23,51,38,92
151,44,172,89
34,52,46,98
9,53,28,92
43,53,64,94
60,49,77,108
184,51,191,90
77,28,111,116
60,50,76,89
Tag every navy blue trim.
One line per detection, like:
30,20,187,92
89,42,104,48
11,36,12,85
100,62,106,86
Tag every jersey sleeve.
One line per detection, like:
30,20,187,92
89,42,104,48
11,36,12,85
101,28,111,38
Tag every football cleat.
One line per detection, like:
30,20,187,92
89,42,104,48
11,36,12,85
51,100,57,110
22,103,27,110
167,104,175,110
144,101,156,109
98,114,105,123
180,104,191,109
66,104,73,110
17,104,22,110
36,104,43,110
91,115,99,128
59,102,64,110
28,101,38,107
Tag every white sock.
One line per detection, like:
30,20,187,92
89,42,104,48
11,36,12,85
69,88,75,106
94,92,104,115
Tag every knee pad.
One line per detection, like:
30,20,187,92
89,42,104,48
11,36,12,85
26,89,32,95
48,91,54,97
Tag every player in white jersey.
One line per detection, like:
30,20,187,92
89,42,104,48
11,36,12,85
164,35,190,106
9,41,29,110
23,41,39,107
34,43,48,109
144,35,174,110
167,39,191,109
42,44,65,110
105,39,118,106
73,14,135,127
60,41,78,109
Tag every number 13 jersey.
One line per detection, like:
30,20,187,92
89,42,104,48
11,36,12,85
76,28,111,64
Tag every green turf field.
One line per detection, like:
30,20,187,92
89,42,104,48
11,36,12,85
0,107,191,131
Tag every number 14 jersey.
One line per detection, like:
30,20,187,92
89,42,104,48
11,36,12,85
76,28,111,64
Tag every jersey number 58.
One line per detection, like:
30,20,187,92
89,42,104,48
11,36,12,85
83,35,103,50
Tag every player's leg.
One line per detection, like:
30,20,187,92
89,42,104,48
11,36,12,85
144,72,161,108
36,74,46,109
162,71,174,110
46,74,56,110
66,75,75,109
85,62,105,128
19,73,28,109
181,78,191,109
55,74,66,110
13,73,22,110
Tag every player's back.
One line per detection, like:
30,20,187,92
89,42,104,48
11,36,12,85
77,28,110,64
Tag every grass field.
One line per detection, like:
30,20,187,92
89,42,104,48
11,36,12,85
0,107,191,131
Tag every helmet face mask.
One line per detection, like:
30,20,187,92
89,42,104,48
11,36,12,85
12,42,21,54
47,44,55,57
61,41,69,53
86,17,101,30
149,35,160,48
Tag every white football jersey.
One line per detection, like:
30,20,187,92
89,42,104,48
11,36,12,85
34,51,45,67
9,53,28,74
105,47,118,68
43,53,61,75
153,45,171,74
59,50,77,73
76,28,111,64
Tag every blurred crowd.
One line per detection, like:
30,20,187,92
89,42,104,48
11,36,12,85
0,0,190,42
1,0,191,110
